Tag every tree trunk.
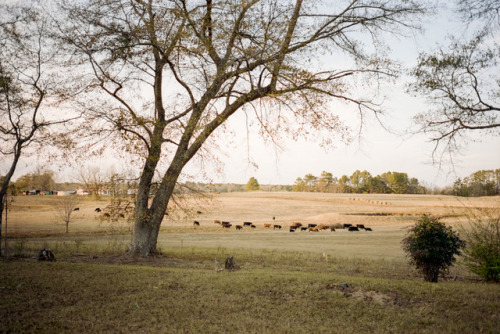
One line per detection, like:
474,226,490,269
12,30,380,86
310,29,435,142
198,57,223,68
423,265,439,283
0,200,4,257
130,164,181,257
130,217,162,257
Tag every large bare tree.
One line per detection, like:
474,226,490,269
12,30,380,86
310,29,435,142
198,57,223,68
0,4,76,256
410,0,500,162
61,0,425,256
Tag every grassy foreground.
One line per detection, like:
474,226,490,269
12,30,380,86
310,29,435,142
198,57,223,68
2,193,499,332
1,248,499,333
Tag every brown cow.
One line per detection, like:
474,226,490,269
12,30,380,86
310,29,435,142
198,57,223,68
235,225,242,230
318,225,329,230
308,227,319,232
291,222,302,227
214,220,221,224
264,224,271,228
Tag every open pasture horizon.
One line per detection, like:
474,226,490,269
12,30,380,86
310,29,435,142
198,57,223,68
4,192,499,263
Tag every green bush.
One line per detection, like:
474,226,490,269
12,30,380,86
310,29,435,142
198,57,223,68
402,215,465,282
461,213,500,282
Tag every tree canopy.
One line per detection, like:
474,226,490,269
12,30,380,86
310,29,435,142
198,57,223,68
57,0,426,256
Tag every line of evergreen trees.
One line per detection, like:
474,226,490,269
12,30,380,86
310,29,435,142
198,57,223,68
292,170,426,194
448,169,500,197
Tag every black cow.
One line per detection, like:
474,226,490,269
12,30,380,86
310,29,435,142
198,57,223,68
194,221,200,226
243,222,252,226
95,208,101,212
290,225,299,230
356,224,365,229
251,224,256,228
308,223,317,228
289,228,295,232
348,226,359,231
73,207,79,211
273,224,282,229
37,249,56,262
365,227,373,231
235,225,242,230
300,227,308,231
343,223,352,229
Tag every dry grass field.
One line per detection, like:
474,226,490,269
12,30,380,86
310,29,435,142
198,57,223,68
4,192,498,260
1,192,499,333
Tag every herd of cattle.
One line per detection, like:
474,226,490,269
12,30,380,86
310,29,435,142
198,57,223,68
196,220,373,232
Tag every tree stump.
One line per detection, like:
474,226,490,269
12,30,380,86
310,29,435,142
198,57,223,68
225,256,240,271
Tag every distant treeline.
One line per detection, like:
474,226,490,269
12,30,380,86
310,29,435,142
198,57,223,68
7,168,499,198
292,170,426,194
181,182,292,193
445,169,500,197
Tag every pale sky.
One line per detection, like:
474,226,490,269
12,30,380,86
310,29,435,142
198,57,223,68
180,4,500,188
4,2,500,189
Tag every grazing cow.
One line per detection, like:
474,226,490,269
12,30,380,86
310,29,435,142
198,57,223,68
235,225,242,230
289,228,295,232
214,220,221,224
343,223,352,229
95,208,101,212
251,224,256,228
308,223,317,228
196,211,203,214
330,226,336,232
273,216,276,221
365,227,373,231
222,221,231,225
103,213,110,217
73,207,79,211
356,224,365,229
348,226,359,231
319,225,329,230
222,223,232,228
300,227,308,231
273,224,282,230
194,221,200,226
243,222,252,226
309,227,319,232
119,213,125,218
264,224,271,228
291,222,302,227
